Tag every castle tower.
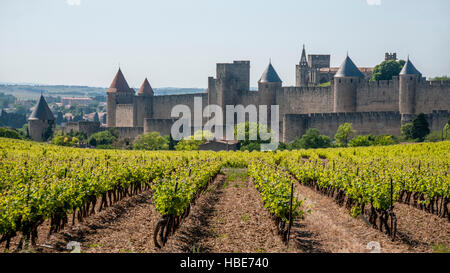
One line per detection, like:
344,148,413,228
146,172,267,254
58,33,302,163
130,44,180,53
296,45,309,87
258,61,282,123
28,94,55,142
106,68,135,127
333,54,364,112
399,57,422,124
136,78,154,127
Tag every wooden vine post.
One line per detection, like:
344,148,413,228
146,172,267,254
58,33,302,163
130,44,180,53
287,182,294,246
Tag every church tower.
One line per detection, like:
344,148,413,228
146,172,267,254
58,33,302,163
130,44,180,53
333,54,364,113
28,94,55,142
399,57,422,124
296,45,309,87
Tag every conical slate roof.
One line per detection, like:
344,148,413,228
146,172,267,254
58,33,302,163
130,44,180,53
400,57,421,76
138,78,154,95
259,62,282,83
107,68,133,93
334,55,364,78
29,95,55,121
300,44,308,66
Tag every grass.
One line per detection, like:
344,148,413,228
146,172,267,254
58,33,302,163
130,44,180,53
432,244,450,253
241,213,250,222
89,243,103,248
224,168,248,182
318,81,331,87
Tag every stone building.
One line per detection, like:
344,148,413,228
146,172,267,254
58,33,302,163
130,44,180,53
105,48,450,143
296,45,374,86
28,95,55,142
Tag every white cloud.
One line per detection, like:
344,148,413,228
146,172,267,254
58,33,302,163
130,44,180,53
366,0,381,5
67,0,81,6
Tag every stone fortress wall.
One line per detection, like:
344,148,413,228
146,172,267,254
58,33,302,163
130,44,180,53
103,49,450,143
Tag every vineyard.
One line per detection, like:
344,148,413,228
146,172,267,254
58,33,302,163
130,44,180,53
0,137,449,253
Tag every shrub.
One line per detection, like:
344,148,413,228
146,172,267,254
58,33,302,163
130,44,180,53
425,131,443,142
0,127,23,140
373,135,397,146
335,123,355,147
349,135,371,147
88,130,117,147
289,128,332,150
133,132,169,150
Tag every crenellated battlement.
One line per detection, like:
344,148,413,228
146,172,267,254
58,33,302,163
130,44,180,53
424,80,450,87
280,86,332,94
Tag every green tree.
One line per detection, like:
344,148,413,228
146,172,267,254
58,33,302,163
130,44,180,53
370,60,406,81
348,135,371,147
444,119,450,140
430,75,450,81
401,123,414,140
289,128,332,150
335,123,355,147
234,122,272,151
0,127,23,139
133,132,169,150
88,130,117,147
411,113,430,142
174,130,212,151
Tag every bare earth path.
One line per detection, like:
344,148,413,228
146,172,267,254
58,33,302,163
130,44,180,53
290,181,450,253
162,168,294,253
6,167,447,253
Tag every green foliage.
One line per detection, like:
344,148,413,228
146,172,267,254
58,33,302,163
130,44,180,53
370,60,405,81
234,122,272,151
373,135,397,146
174,139,202,151
248,160,304,223
0,110,27,129
0,127,23,140
318,81,331,87
349,135,397,147
425,131,443,142
412,113,430,142
133,132,169,150
335,123,355,147
289,128,332,150
51,135,80,147
88,130,117,147
174,130,212,151
152,160,222,217
430,75,450,81
349,135,371,147
0,92,16,108
401,123,414,140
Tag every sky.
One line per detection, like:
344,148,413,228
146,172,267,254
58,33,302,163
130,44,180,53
0,0,449,88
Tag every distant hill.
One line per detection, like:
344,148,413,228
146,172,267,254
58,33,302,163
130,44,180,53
0,84,207,100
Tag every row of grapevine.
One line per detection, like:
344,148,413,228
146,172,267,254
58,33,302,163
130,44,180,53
152,158,222,248
0,138,190,250
248,159,304,242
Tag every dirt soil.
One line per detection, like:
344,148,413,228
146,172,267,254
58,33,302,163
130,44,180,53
291,182,450,253
2,167,448,253
161,168,294,253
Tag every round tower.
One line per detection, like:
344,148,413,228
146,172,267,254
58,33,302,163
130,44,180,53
258,61,282,106
136,78,154,127
399,57,421,124
106,68,135,127
28,94,55,142
333,55,364,112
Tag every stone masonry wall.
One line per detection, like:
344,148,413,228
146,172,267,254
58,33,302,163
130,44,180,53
283,112,401,143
